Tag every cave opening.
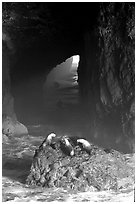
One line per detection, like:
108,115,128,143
12,55,81,123
11,53,89,138
43,55,84,132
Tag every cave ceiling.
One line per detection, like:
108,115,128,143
10,2,100,82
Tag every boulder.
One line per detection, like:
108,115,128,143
26,135,134,192
2,116,28,138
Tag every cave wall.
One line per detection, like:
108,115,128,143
2,32,16,121
78,3,135,153
2,31,28,138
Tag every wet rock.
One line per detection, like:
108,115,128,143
2,116,28,138
26,135,134,192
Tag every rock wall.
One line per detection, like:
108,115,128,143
2,32,16,120
78,3,135,153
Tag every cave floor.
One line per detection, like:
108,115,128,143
2,125,135,202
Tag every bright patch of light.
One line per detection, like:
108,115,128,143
72,55,80,66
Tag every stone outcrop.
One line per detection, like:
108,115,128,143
26,134,134,192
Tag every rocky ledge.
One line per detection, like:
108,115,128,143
26,133,134,192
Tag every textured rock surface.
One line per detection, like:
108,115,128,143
77,3,135,153
26,134,134,192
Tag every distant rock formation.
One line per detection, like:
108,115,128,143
2,116,28,142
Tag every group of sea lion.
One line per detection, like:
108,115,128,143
40,132,92,156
